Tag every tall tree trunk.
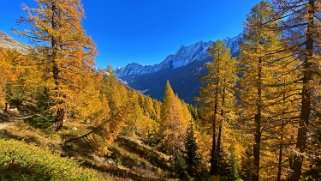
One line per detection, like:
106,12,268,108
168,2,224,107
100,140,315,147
253,57,262,181
51,2,65,132
277,80,286,181
4,103,8,112
217,85,226,153
210,82,219,175
277,129,284,181
216,85,226,173
210,52,220,175
289,1,314,180
54,108,65,131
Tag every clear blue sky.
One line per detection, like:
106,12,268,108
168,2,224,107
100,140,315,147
0,0,260,69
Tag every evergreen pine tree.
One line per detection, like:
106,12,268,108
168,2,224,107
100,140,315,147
184,120,201,177
173,151,188,180
230,149,240,181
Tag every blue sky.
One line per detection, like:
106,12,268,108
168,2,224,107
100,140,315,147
0,0,260,68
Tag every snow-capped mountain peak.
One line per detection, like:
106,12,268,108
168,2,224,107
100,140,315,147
161,40,214,69
116,34,243,78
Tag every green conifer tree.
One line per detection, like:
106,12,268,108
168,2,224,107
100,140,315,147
230,149,240,181
173,151,188,180
184,120,201,176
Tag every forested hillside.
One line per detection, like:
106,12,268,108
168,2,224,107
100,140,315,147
0,0,321,181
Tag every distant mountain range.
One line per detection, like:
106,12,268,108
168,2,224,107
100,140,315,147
116,34,244,104
0,31,30,54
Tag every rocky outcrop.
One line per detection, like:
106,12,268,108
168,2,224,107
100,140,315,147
0,31,30,54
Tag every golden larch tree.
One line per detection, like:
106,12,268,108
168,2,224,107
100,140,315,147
160,81,190,154
270,1,321,180
20,0,96,131
198,40,237,175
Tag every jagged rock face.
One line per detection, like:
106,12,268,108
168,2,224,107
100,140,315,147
0,31,30,54
115,34,244,104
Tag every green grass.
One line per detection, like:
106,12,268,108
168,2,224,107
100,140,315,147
0,139,108,181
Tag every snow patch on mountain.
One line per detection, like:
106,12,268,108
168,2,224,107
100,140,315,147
116,63,164,78
163,40,214,69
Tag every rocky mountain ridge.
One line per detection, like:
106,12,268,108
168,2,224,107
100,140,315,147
116,33,243,78
0,31,30,54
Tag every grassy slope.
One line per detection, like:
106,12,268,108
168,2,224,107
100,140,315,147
0,139,109,181
0,119,174,181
